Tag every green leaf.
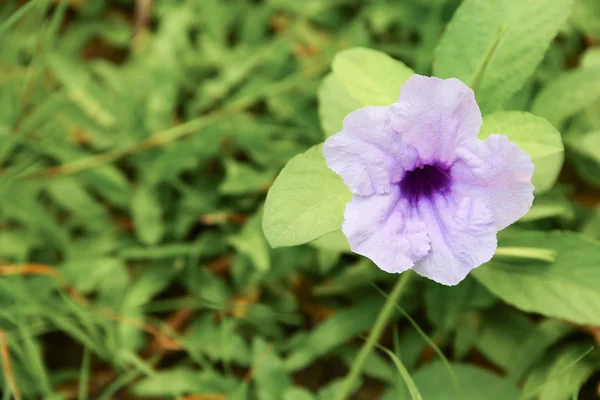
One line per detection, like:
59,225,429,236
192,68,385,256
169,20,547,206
262,144,351,248
131,186,164,245
434,0,572,113
318,48,414,138
397,363,520,400
532,67,600,128
332,47,414,107
521,187,575,222
473,230,600,325
479,111,564,194
318,74,362,137
310,230,350,253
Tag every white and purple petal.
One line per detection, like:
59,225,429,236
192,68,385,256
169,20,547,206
342,185,430,273
389,75,482,165
412,195,497,286
324,106,417,196
451,134,535,230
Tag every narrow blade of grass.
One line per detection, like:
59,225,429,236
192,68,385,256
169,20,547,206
372,283,461,396
78,348,91,400
372,340,422,400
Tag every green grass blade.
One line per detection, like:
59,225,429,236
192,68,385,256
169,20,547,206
372,283,461,396
78,348,91,400
0,0,45,35
372,341,422,400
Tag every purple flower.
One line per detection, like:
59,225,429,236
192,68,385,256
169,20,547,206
323,75,534,285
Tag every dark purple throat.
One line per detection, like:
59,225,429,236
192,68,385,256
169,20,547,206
399,163,452,205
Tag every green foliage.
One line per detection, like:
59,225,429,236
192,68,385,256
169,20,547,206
532,66,600,128
393,362,521,400
434,0,573,113
332,47,414,107
319,48,414,137
262,145,351,248
474,230,600,324
1,0,600,399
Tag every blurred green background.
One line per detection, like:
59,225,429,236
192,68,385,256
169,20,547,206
1,0,600,399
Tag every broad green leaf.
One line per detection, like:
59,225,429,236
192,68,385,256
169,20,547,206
532,67,600,127
310,230,350,253
332,47,414,107
479,111,564,194
131,186,164,245
318,74,362,137
318,48,414,138
262,145,351,248
434,0,572,113
521,187,575,222
397,363,520,400
473,230,600,325
316,248,341,274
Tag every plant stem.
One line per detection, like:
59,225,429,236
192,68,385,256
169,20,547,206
335,272,413,400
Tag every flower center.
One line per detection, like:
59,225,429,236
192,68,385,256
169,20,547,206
399,164,451,204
